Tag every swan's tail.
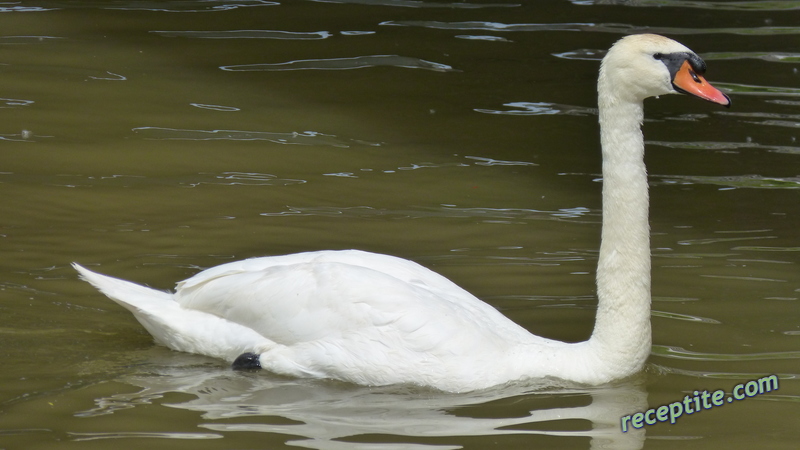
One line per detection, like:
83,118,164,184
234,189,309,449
73,263,271,361
72,263,174,315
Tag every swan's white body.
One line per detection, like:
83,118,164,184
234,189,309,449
75,34,729,392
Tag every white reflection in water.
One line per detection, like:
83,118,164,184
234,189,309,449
76,361,648,449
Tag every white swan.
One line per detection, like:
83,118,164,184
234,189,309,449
74,34,730,392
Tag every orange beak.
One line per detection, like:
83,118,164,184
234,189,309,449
673,60,731,107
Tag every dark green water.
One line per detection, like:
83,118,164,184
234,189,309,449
1,1,798,449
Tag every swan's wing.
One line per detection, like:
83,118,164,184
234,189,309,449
173,250,536,349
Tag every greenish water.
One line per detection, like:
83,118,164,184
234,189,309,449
1,1,798,449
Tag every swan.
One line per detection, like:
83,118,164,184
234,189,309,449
74,34,730,392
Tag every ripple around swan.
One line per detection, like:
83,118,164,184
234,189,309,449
73,360,648,449
650,365,800,382
152,30,332,40
131,127,368,147
651,345,800,362
220,55,456,72
651,311,721,325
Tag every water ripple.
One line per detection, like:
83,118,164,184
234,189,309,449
221,55,455,72
651,310,721,325
569,0,800,12
189,103,240,111
464,155,537,166
153,30,332,40
713,82,800,97
475,102,596,116
702,51,800,63
260,205,596,222
677,236,776,246
381,20,800,36
731,246,800,252
700,274,787,283
184,172,306,187
556,49,800,63
715,111,800,130
647,140,800,155
0,35,63,44
310,0,519,8
132,127,370,147
552,49,606,61
67,0,277,12
455,34,511,42
653,174,800,190
0,98,34,108
652,345,800,361
650,364,800,381
69,431,222,441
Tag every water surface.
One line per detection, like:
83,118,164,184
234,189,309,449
1,1,798,449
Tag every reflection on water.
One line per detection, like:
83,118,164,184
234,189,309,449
74,358,647,450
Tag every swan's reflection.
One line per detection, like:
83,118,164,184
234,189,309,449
79,357,647,449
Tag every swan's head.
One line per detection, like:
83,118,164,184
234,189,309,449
599,34,730,107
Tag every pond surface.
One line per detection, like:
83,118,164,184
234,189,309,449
1,1,798,449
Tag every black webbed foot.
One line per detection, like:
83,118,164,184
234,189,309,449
232,352,262,371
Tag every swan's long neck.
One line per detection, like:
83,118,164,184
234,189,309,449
587,74,653,378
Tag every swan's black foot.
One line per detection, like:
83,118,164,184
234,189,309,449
232,352,262,371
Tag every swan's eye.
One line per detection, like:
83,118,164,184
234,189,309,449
653,53,664,60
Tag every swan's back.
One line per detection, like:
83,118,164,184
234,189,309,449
174,250,538,348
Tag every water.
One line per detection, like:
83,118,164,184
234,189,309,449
1,1,798,448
